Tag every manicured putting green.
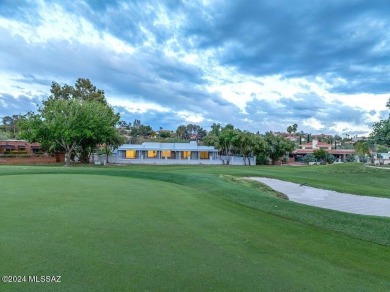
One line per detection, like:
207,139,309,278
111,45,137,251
0,173,389,291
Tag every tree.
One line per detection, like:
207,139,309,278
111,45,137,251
232,131,256,165
370,98,390,147
159,131,171,139
2,116,13,133
203,123,222,148
218,124,237,159
354,141,370,155
203,133,219,148
48,78,106,104
101,130,126,164
133,119,141,129
176,125,187,140
18,98,120,166
286,124,298,134
186,124,200,140
1,115,20,137
210,123,221,136
297,131,305,145
174,124,207,141
45,78,111,162
130,124,155,138
371,118,390,147
313,149,327,161
263,132,295,164
197,127,207,141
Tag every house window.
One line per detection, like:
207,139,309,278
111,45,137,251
148,150,157,158
125,150,136,159
162,150,171,158
200,151,209,159
182,151,191,159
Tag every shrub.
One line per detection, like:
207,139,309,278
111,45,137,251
303,153,316,163
256,154,269,165
313,149,327,161
359,155,368,163
325,154,336,164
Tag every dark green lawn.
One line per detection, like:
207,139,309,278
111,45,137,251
0,164,389,291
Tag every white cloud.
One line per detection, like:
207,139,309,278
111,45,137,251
177,111,204,123
326,93,389,112
0,73,47,98
0,1,135,54
329,121,372,135
302,118,324,130
109,97,170,114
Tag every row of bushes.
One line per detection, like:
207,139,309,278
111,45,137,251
1,150,28,155
302,153,369,164
0,153,47,158
0,156,56,165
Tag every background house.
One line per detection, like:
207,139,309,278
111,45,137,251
292,139,355,162
0,140,41,155
110,141,255,165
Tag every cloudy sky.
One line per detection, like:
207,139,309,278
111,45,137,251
1,0,389,135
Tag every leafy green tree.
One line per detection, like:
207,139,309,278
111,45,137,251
232,131,257,165
210,123,221,136
2,116,13,132
101,130,126,164
354,141,370,155
313,149,327,161
297,131,305,145
158,131,171,139
48,78,106,104
376,144,390,153
263,132,295,164
370,98,390,147
130,124,155,138
176,125,188,140
218,124,237,156
46,78,111,162
203,133,219,148
18,98,120,166
185,124,207,141
287,124,298,134
1,115,20,137
371,119,390,147
203,123,222,148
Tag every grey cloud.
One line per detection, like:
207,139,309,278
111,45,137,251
0,93,41,117
0,0,388,134
182,1,390,93
245,95,376,133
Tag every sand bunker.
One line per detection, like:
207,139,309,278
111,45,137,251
247,177,390,217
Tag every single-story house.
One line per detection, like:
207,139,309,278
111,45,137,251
109,141,255,165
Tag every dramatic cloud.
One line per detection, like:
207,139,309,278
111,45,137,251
0,0,389,135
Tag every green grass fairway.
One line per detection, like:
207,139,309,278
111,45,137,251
0,164,389,291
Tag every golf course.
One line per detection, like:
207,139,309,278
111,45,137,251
1,163,389,291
